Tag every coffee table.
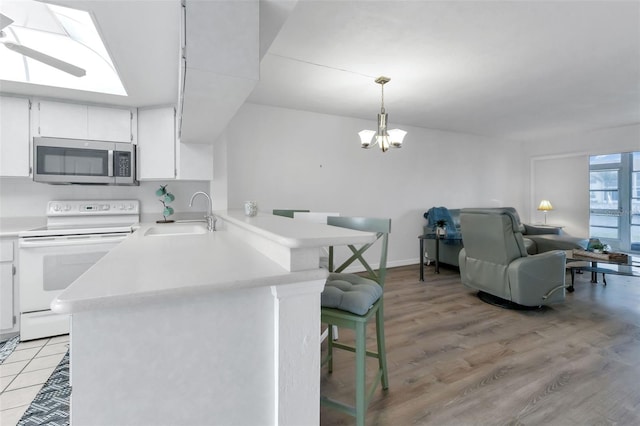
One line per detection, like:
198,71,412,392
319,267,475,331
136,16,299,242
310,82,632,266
565,250,639,292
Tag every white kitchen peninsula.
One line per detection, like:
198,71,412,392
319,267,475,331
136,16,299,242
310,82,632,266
51,211,375,426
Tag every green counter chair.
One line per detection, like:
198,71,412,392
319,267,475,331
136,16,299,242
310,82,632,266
321,216,391,426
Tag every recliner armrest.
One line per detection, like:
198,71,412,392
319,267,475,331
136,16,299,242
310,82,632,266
523,224,562,235
508,250,567,305
510,250,566,270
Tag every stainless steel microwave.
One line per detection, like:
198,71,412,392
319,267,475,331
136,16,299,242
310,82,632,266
33,137,137,185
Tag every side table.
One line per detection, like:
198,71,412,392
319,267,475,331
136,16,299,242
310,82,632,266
418,233,463,281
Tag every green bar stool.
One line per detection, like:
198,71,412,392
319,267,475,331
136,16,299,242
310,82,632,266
272,209,310,218
321,216,391,426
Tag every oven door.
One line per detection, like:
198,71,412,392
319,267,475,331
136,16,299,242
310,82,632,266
19,233,128,313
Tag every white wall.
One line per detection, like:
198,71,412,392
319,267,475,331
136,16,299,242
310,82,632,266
217,106,638,266
221,103,523,267
0,178,209,219
523,124,640,238
529,154,589,237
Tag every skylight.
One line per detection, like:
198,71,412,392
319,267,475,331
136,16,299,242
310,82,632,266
0,0,127,96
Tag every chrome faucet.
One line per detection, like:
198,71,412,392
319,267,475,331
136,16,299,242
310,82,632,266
189,191,216,231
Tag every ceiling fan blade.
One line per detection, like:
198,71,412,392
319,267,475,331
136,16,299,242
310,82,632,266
3,42,86,77
0,13,13,31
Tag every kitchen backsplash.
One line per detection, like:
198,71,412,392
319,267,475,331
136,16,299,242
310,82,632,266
0,177,210,218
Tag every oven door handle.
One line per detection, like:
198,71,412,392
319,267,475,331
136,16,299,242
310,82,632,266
20,234,129,248
108,150,114,177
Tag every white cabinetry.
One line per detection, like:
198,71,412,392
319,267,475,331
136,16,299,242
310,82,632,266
176,140,213,180
33,100,137,143
138,107,176,179
0,96,31,177
36,101,86,139
138,106,212,180
0,239,18,339
88,105,135,142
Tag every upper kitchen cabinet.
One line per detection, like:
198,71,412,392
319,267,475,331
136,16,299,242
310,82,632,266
138,107,176,179
88,105,137,143
33,100,137,143
138,106,212,181
176,140,213,181
0,96,30,177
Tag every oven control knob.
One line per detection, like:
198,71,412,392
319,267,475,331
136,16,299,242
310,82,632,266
63,205,71,211
52,204,60,212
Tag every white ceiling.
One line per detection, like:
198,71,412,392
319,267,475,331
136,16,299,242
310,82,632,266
1,0,638,141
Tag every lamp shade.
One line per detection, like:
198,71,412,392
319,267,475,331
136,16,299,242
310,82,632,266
537,200,553,211
387,129,407,148
359,130,376,148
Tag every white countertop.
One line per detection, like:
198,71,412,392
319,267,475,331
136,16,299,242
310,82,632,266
51,211,376,314
0,217,46,238
217,210,377,248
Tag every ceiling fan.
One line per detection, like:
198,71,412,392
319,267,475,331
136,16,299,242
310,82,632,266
0,12,86,77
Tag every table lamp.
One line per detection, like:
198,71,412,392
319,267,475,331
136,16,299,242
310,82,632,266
537,200,553,224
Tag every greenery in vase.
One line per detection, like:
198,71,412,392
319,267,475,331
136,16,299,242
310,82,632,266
435,219,447,236
156,185,175,221
588,241,611,253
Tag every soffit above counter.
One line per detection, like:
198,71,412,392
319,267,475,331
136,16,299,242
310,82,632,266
177,0,297,144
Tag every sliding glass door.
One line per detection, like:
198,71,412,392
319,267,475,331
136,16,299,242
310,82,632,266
632,152,640,252
589,151,639,253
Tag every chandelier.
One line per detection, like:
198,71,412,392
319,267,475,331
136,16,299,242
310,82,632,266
358,76,406,152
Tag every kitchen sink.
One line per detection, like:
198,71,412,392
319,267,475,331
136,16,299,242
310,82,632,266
144,223,208,236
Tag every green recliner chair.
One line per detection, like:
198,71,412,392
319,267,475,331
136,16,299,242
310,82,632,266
458,208,567,308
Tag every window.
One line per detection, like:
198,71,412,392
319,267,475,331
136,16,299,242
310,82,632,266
632,152,640,250
0,1,126,96
589,151,639,252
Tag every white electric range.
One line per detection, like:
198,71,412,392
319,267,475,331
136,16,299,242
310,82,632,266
18,200,140,341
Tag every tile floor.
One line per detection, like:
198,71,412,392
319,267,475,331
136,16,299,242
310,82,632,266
0,335,69,426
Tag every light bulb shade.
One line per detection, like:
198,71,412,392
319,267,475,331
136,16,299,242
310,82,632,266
537,200,553,211
388,129,406,148
377,134,391,152
359,130,376,148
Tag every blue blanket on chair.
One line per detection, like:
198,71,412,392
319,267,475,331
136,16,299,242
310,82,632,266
424,207,461,241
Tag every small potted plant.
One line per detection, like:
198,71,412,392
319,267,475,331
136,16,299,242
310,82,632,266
156,184,175,223
588,241,611,254
435,219,447,237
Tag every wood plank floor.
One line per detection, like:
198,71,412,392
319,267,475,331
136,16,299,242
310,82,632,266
320,264,640,425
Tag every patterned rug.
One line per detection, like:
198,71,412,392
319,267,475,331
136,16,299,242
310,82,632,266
18,351,70,426
0,336,20,364
0,336,71,425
